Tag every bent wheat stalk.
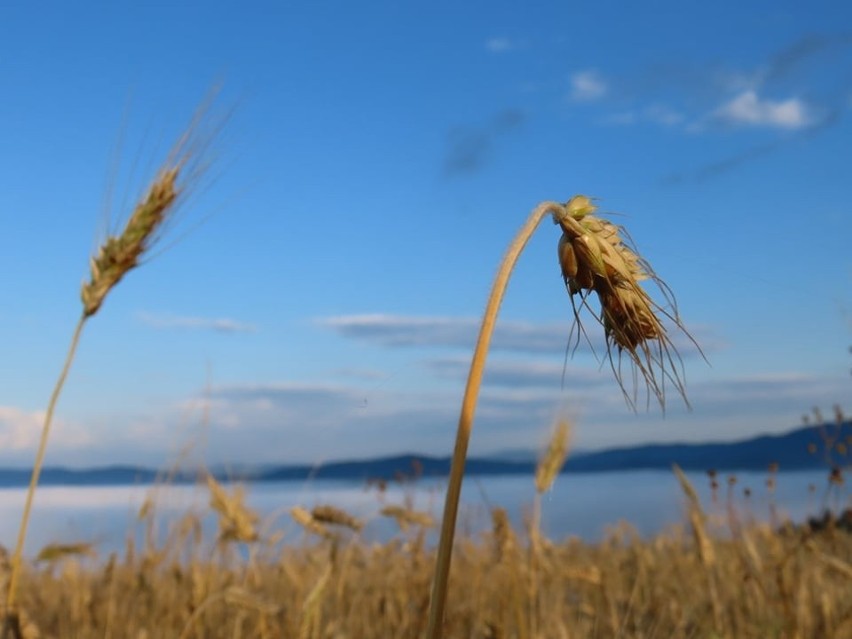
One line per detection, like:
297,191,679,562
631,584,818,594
3,98,220,623
426,196,698,638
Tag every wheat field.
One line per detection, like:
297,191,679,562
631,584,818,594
1,464,850,639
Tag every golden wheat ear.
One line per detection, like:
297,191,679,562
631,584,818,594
380,505,435,532
207,475,260,544
81,168,179,317
290,507,335,540
553,195,702,410
310,505,364,533
82,92,224,318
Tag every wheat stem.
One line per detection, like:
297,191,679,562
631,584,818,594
6,315,87,613
426,201,563,639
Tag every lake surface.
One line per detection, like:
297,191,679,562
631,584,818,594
0,469,843,557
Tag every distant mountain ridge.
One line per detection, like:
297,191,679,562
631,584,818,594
0,421,847,488
562,420,851,473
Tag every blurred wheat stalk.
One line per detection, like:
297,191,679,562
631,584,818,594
2,92,225,633
426,196,701,638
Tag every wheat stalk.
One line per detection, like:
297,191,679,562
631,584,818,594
426,196,699,638
3,94,222,622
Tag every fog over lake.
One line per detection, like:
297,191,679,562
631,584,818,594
0,469,841,557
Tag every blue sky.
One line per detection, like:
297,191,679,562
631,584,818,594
0,1,850,468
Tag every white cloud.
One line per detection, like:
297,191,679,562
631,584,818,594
569,70,607,102
485,37,514,53
0,406,94,451
0,406,45,450
714,90,811,129
137,312,257,334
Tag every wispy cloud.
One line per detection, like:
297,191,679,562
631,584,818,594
713,90,812,129
672,370,847,423
443,108,526,176
2,364,843,467
0,406,51,450
602,105,685,127
328,368,390,382
646,30,852,182
172,382,465,464
424,356,607,388
578,32,851,150
485,37,515,53
605,92,811,132
661,108,841,184
601,111,637,126
316,313,712,358
569,70,607,102
318,313,578,354
111,371,852,463
761,32,852,86
661,139,783,185
645,104,686,126
137,312,257,334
